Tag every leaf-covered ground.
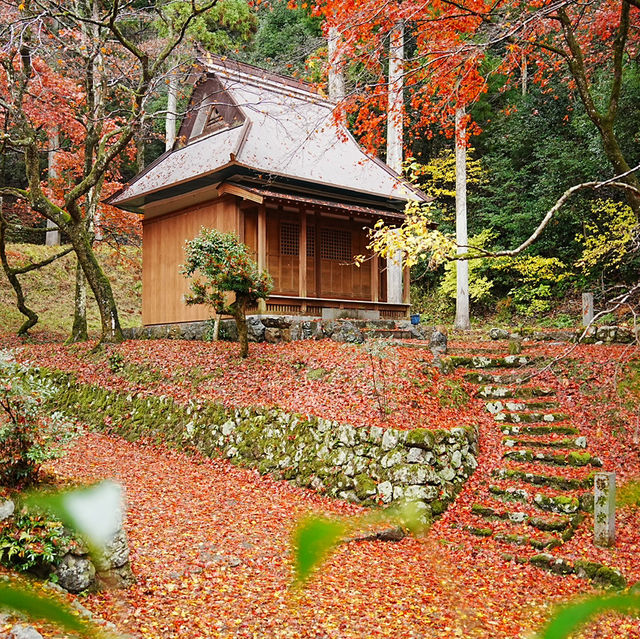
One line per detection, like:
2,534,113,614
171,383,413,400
44,431,638,639
2,336,640,637
8,338,486,432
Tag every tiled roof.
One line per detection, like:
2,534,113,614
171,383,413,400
109,57,428,210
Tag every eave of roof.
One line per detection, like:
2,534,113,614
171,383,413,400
220,182,406,221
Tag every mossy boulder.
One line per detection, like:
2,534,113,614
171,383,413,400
405,428,435,450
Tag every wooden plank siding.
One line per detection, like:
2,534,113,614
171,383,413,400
142,193,398,326
142,195,239,325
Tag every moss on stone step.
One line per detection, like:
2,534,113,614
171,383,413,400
503,449,602,468
466,526,493,537
494,412,570,424
492,468,594,491
450,355,533,369
465,373,530,385
501,424,579,436
533,493,580,514
529,555,626,589
478,386,556,399
502,437,585,450
495,533,561,550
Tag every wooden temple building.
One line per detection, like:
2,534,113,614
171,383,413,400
109,57,428,326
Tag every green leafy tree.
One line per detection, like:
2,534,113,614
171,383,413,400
239,0,323,75
182,228,272,358
0,351,79,486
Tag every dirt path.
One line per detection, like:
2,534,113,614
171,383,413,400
50,433,636,639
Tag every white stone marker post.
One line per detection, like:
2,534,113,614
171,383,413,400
582,292,594,326
594,472,616,547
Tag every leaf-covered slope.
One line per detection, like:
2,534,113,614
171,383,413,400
0,244,141,336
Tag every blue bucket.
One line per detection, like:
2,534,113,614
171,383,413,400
410,314,421,325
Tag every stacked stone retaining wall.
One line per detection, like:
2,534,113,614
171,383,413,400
35,369,478,520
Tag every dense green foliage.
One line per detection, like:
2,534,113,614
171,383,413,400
408,69,640,319
182,228,272,357
238,0,323,75
0,352,79,485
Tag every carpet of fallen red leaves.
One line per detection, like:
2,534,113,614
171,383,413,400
2,334,640,637
8,337,486,431
43,432,637,639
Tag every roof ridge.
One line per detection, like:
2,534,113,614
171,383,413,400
201,54,334,106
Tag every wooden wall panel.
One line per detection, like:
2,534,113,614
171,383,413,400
317,219,371,300
266,208,299,295
142,195,240,325
244,208,258,259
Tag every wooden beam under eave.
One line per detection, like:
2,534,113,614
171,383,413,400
217,182,264,204
370,252,379,303
257,204,267,272
299,212,307,299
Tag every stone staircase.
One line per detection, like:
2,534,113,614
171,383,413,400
446,347,627,589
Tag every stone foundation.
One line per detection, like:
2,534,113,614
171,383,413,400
123,317,432,344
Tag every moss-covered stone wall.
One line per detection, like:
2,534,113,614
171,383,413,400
36,369,478,520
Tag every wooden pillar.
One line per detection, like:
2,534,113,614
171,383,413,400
403,263,410,305
299,212,307,299
257,204,266,271
315,213,322,298
257,204,267,313
370,252,379,303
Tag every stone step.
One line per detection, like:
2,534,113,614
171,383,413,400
465,524,563,550
503,449,603,468
488,485,582,514
486,400,559,414
449,346,529,355
500,424,580,436
493,467,594,491
477,385,556,399
450,355,533,369
365,328,416,340
502,435,587,450
471,503,576,532
496,532,562,550
523,554,626,589
465,372,535,385
494,411,570,424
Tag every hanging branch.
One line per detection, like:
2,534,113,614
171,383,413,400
455,176,640,260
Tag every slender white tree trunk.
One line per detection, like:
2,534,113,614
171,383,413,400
455,106,470,330
386,22,404,174
386,22,404,305
45,131,60,246
166,63,179,151
328,26,345,102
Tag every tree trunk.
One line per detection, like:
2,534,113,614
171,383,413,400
232,296,249,358
166,64,179,152
67,224,123,343
0,211,38,336
386,21,405,305
69,258,88,342
386,22,404,173
454,106,470,330
328,26,345,102
46,131,60,246
597,119,640,216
